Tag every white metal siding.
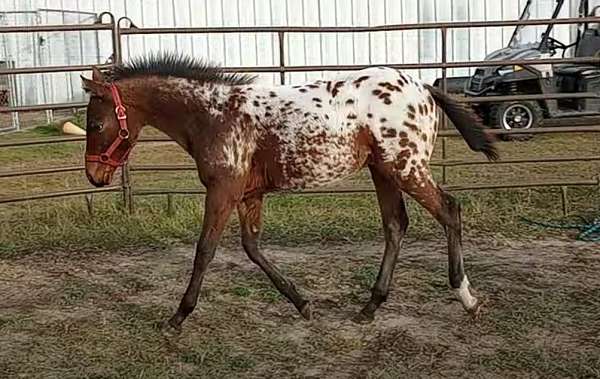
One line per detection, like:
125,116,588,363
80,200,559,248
0,0,576,106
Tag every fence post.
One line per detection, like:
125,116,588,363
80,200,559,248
167,193,174,216
85,194,94,217
113,16,134,214
560,186,569,216
441,27,448,185
278,31,285,85
121,166,133,213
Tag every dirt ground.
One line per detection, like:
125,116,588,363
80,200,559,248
1,238,599,378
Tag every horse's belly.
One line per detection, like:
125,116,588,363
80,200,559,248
281,145,365,190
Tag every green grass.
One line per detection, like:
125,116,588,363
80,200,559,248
1,125,599,257
1,185,598,257
352,264,379,290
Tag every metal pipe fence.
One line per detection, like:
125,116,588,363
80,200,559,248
1,13,599,216
0,10,112,129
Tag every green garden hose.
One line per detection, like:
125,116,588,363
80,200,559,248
521,215,600,242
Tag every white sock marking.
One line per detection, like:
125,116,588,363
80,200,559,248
453,276,478,310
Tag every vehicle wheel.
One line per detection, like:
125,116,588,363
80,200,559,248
490,101,543,141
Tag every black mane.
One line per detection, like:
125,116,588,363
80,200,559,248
107,52,256,85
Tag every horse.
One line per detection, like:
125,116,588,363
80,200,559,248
81,53,497,332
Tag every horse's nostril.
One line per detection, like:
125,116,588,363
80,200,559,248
86,172,105,187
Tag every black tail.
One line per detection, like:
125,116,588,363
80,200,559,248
424,84,498,161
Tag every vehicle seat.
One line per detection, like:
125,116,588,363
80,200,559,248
554,28,600,78
575,29,600,57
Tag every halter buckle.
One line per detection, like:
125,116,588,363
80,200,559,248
115,105,127,120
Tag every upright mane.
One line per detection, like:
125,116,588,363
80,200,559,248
107,52,256,85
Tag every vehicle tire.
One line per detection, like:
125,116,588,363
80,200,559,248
490,101,543,141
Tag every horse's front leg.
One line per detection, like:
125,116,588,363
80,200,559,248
166,182,241,332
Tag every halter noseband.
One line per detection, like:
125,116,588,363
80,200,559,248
85,84,134,168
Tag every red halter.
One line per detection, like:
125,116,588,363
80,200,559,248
85,84,134,168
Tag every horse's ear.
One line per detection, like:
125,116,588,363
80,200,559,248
91,66,106,82
81,75,108,97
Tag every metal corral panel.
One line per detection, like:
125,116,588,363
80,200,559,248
0,0,576,104
0,8,102,107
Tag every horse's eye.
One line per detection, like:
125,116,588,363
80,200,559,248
90,121,104,132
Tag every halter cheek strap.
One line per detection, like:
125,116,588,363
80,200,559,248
85,84,135,168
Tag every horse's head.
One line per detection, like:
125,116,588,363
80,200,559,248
81,67,141,187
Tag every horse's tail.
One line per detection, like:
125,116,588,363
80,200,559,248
424,84,498,161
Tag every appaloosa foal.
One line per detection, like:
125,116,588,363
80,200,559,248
81,53,497,332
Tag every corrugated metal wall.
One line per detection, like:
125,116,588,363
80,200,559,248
1,0,575,106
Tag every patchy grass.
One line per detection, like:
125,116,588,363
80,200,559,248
1,185,598,257
1,125,599,256
0,240,599,378
352,265,379,290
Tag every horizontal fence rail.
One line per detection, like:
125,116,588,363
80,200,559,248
129,178,600,197
117,16,600,34
0,102,88,114
2,125,599,149
460,93,600,103
2,179,599,205
3,153,600,180
0,63,113,76
0,186,121,205
0,23,114,34
69,181,600,199
1,13,599,215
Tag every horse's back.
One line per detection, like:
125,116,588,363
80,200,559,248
242,68,439,190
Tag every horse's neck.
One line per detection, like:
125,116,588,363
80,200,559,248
133,78,230,154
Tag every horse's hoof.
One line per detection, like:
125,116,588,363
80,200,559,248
160,320,182,337
466,298,485,321
299,301,313,320
352,310,374,324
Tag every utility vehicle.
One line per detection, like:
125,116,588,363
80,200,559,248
435,0,600,130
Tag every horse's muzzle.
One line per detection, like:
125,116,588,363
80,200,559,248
85,162,115,187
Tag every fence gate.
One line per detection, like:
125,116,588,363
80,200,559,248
0,9,103,132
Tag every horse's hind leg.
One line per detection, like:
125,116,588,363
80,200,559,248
238,194,312,320
401,174,482,317
354,165,409,323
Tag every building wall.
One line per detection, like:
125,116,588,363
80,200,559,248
0,0,575,106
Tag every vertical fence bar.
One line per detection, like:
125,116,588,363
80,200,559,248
114,16,133,214
561,186,569,216
112,15,121,64
278,31,285,85
441,27,448,185
167,193,174,216
85,194,94,217
121,164,133,213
